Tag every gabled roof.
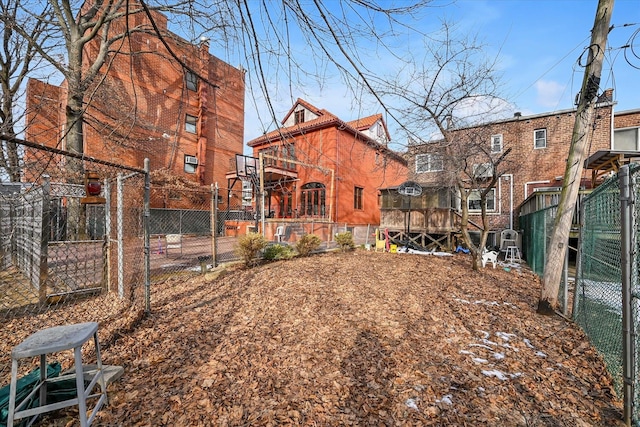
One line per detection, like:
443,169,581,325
347,113,391,141
281,98,323,124
247,99,406,165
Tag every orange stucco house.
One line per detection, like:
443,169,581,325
230,99,407,242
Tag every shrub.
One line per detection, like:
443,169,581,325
295,234,322,257
236,232,268,267
263,243,296,261
335,231,355,252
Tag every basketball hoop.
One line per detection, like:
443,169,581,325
397,181,422,197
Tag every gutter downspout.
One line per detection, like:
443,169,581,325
503,174,514,230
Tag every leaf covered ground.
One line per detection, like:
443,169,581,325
28,250,624,425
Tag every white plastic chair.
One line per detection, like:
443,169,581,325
499,229,518,252
274,226,284,242
165,234,182,256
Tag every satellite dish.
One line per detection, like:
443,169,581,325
397,181,422,196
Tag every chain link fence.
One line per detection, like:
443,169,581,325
0,138,147,387
573,172,622,389
519,205,572,314
572,164,640,424
148,186,216,281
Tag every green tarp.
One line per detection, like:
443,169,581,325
0,362,84,427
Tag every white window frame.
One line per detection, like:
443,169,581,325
534,128,547,149
613,127,640,151
468,188,496,212
491,134,503,153
416,154,443,173
185,114,197,134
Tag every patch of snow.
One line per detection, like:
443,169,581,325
482,338,498,346
501,343,519,352
536,351,547,358
459,350,475,355
493,352,505,360
495,332,516,341
481,370,523,381
437,395,453,405
523,339,535,349
469,344,494,350
454,298,471,304
405,398,419,410
472,357,488,364
477,330,490,339
482,370,508,380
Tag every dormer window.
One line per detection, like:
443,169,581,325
294,110,305,124
377,122,383,137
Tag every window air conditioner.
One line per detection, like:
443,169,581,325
185,155,198,165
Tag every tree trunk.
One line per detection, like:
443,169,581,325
538,0,614,315
65,44,87,240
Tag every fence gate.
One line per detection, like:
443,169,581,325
0,138,147,388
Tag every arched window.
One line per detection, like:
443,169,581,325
300,182,326,217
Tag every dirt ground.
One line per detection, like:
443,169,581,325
30,250,624,425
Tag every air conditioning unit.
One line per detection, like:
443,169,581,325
473,163,493,179
185,155,198,165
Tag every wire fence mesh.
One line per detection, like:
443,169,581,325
148,186,215,283
573,172,623,393
0,139,147,386
519,205,572,314
572,164,640,423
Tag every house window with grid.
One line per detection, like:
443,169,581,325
301,182,326,217
491,134,503,153
185,70,198,91
294,110,305,124
534,128,547,149
415,154,443,173
468,188,495,212
354,186,364,210
185,114,197,134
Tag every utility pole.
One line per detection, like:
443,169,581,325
537,0,614,314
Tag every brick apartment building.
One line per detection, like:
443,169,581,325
25,8,245,207
401,89,640,246
233,98,407,235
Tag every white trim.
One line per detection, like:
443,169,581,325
491,134,503,153
533,128,547,149
524,180,551,199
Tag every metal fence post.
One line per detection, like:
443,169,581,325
211,183,218,268
620,164,634,426
38,175,51,304
572,202,585,319
117,173,124,299
144,159,151,313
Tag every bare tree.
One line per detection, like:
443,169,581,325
376,23,513,269
0,0,51,181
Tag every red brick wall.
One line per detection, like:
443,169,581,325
408,104,614,232
24,9,244,206
614,109,640,129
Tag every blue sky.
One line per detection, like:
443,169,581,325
236,0,639,150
